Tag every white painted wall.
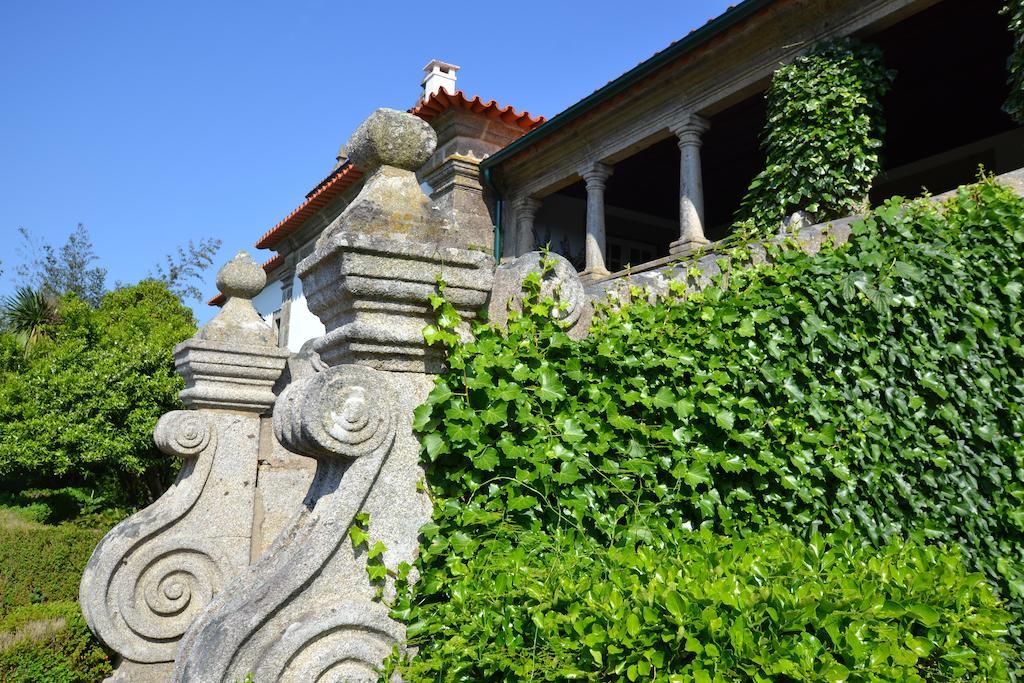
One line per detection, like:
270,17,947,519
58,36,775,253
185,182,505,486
251,278,284,325
285,275,325,352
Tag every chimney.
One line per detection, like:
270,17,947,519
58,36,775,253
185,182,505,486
334,143,349,170
421,59,460,102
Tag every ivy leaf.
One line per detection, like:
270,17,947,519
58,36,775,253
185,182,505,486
537,366,567,402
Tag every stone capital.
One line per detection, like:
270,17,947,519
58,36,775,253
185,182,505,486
514,195,542,218
581,162,614,189
670,113,711,148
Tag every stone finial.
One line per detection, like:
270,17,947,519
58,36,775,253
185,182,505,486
215,251,266,299
347,108,436,174
315,109,453,248
175,251,290,412
199,252,274,346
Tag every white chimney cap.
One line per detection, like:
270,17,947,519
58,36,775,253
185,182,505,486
421,59,460,101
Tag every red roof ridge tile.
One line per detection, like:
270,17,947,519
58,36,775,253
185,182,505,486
410,89,545,132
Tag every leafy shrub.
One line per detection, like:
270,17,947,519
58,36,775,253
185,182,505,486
736,39,894,230
398,527,1013,681
0,602,111,682
0,280,195,504
402,176,1024,676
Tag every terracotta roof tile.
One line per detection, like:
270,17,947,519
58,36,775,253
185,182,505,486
254,162,365,250
410,89,545,132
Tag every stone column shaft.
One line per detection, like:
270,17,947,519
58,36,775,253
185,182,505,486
581,162,614,280
515,196,541,256
670,115,711,255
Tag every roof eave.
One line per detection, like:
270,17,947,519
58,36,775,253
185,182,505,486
479,0,776,172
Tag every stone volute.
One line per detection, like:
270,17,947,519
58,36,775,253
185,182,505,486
489,251,593,341
79,252,289,683
173,109,493,682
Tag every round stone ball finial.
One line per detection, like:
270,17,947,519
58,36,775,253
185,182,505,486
346,108,436,174
215,251,266,300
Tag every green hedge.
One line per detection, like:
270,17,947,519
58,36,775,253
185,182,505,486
0,280,194,505
0,509,107,614
0,506,117,681
0,602,111,683
399,528,1012,681
398,176,1024,679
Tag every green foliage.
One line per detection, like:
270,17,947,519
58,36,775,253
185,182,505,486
399,177,1024,678
398,527,1012,681
0,280,195,504
150,237,223,302
16,225,107,308
737,40,894,231
0,505,121,682
1004,0,1024,123
0,286,58,351
350,512,390,593
0,602,112,682
0,507,114,614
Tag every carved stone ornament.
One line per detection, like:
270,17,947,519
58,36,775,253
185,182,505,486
79,252,289,682
173,364,410,682
172,109,493,681
488,250,594,340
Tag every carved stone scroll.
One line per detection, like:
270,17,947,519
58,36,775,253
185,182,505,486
80,252,289,682
488,250,594,340
174,108,493,682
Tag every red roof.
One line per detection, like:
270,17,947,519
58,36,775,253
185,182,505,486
207,254,286,306
254,162,365,250
410,89,546,132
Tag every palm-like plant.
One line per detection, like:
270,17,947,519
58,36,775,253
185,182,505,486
1,286,58,350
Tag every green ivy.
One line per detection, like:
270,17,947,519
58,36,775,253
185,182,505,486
396,176,1024,679
1004,0,1024,123
397,527,1011,681
736,39,894,231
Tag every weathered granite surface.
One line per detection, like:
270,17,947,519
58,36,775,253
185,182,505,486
489,251,592,340
173,109,493,682
80,253,289,682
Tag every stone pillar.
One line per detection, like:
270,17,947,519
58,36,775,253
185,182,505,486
422,154,495,254
514,196,541,256
79,253,289,682
173,109,493,682
581,162,614,281
669,114,711,255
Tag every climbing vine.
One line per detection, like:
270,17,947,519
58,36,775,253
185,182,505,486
1004,0,1024,123
386,176,1024,679
736,39,895,232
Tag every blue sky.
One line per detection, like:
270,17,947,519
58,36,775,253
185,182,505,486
0,0,734,323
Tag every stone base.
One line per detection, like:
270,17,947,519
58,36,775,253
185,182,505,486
579,267,611,283
669,237,710,256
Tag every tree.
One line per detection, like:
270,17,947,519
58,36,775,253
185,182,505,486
0,280,196,503
150,238,223,302
16,225,107,307
0,287,58,352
